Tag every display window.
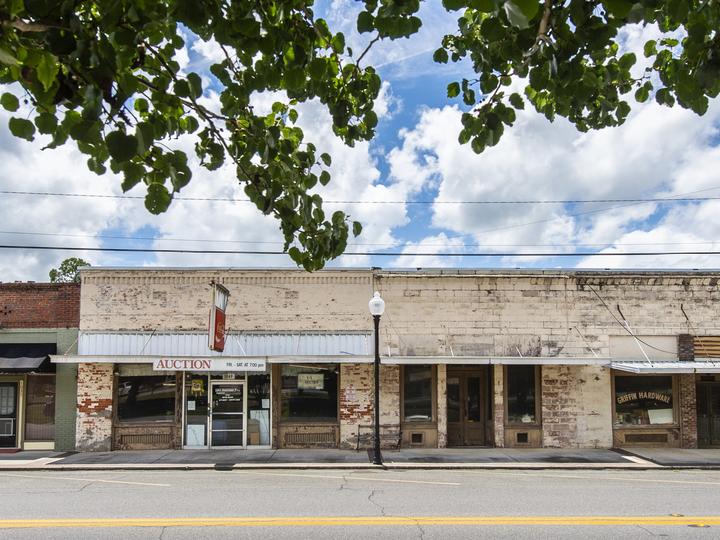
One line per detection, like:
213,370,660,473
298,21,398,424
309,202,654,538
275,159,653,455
505,365,540,425
24,374,56,441
280,364,338,421
402,365,434,422
614,374,675,425
117,375,176,423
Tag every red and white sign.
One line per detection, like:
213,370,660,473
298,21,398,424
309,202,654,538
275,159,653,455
209,283,230,352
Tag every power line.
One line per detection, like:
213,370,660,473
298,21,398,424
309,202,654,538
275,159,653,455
0,229,718,249
2,244,720,257
2,189,720,206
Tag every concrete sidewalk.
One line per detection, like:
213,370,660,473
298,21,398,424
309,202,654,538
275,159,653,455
0,447,688,470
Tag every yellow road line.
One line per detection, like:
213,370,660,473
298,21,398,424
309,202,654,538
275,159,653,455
0,473,170,487
475,470,720,486
232,471,460,486
0,516,719,529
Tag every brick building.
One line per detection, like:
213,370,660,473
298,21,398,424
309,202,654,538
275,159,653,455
0,283,80,451
53,268,720,452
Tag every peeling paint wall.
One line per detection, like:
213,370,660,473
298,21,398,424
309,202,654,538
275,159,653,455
75,363,113,451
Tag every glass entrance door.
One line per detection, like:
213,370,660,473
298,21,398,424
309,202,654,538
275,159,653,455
210,382,245,447
447,368,486,446
0,382,18,448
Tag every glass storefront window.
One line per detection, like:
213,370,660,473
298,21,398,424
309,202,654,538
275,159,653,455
24,375,55,441
403,365,433,422
248,374,271,445
281,365,338,421
615,375,674,425
506,365,537,424
184,373,208,446
118,375,176,423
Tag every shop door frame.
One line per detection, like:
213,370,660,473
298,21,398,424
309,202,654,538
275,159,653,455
209,380,247,449
446,366,487,447
0,380,20,449
697,382,720,448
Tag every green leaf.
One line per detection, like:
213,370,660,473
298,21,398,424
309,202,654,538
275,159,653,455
1,93,19,112
511,0,540,21
443,0,467,10
320,152,332,166
618,52,636,70
503,1,530,28
187,73,203,99
447,82,461,98
106,131,138,162
36,52,59,92
509,92,525,109
352,221,362,236
0,46,19,66
357,11,374,33
145,184,172,214
319,170,331,186
635,85,650,103
8,117,35,141
603,0,633,19
135,122,155,154
288,109,298,123
35,113,57,133
643,40,657,58
470,0,495,12
433,48,449,63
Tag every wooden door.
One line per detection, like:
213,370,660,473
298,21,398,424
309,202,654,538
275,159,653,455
447,368,486,446
698,383,720,447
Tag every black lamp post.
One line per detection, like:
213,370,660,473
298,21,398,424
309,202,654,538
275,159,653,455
368,291,385,466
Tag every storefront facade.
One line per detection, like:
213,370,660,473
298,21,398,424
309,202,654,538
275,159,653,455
0,283,80,452
56,268,720,451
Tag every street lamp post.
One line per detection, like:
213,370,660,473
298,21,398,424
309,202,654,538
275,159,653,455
368,291,385,466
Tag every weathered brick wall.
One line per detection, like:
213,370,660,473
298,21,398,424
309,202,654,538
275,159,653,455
76,363,113,451
373,271,720,448
0,283,80,329
437,365,447,448
80,270,372,332
339,364,400,449
493,366,504,447
542,365,612,448
679,374,698,448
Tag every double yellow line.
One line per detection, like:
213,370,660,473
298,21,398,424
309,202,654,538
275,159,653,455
0,516,718,528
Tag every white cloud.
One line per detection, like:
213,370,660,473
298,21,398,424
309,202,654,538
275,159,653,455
390,233,467,268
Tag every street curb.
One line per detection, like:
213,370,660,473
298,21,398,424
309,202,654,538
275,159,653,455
9,463,718,472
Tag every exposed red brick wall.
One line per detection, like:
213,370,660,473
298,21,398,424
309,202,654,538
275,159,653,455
0,283,80,328
76,363,114,451
679,374,698,449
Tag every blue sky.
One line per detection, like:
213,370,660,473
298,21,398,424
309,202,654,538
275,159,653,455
2,1,720,281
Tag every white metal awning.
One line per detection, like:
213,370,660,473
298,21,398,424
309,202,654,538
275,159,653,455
77,331,371,357
381,356,611,365
611,361,720,374
51,354,372,365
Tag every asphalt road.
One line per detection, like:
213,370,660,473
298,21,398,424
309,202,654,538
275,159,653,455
1,468,720,538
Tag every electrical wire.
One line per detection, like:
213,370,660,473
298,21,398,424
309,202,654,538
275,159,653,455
586,284,679,354
2,244,720,257
2,189,720,205
0,228,718,249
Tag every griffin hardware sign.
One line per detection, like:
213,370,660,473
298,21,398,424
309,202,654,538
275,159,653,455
153,358,266,372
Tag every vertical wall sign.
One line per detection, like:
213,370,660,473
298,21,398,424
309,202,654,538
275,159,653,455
208,282,230,352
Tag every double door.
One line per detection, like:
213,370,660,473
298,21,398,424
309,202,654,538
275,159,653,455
0,382,18,448
447,368,487,446
698,383,720,447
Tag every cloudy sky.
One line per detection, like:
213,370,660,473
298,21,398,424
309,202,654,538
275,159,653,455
2,1,720,282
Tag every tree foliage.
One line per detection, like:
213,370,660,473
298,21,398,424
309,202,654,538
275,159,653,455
48,256,90,283
2,0,719,268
